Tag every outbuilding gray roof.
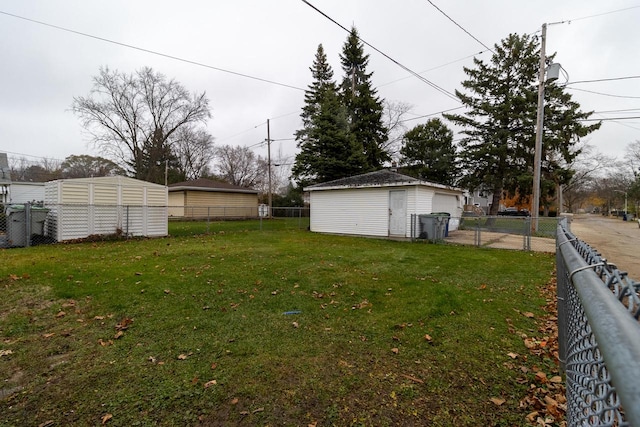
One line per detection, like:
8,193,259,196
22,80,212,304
305,169,459,192
168,178,258,194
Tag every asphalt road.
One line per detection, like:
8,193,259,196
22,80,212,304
569,214,640,279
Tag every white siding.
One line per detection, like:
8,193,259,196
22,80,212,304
9,183,45,203
43,176,168,241
433,193,462,216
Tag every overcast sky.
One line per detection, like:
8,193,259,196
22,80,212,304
1,0,639,171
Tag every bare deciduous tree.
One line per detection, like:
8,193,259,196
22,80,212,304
9,156,62,182
383,100,412,162
173,126,216,181
71,66,211,183
215,145,267,189
60,154,124,178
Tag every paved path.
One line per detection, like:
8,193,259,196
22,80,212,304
568,214,640,279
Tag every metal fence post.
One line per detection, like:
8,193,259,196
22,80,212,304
25,202,32,247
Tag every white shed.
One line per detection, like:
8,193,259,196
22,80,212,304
305,170,464,238
44,176,168,241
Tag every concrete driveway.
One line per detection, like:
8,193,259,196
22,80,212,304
567,214,640,279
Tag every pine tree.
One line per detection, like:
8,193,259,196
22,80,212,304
293,44,365,186
339,27,389,171
400,118,458,185
444,33,599,215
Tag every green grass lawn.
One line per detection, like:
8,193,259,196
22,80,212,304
0,225,556,426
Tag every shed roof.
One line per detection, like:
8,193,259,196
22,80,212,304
47,175,166,188
305,169,461,192
168,178,258,194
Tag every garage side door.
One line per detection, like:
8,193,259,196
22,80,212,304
389,190,407,236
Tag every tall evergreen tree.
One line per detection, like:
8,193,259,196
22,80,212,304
292,44,365,186
444,33,599,215
400,118,458,185
339,27,389,171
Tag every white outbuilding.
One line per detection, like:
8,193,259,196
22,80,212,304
44,176,168,241
305,170,464,239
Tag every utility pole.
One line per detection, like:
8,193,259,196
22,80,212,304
164,159,168,187
531,23,547,233
267,119,272,218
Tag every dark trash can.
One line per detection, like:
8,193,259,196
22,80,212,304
431,212,451,237
418,214,447,242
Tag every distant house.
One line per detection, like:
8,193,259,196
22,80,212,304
0,153,11,204
7,182,46,204
304,169,464,239
168,179,259,218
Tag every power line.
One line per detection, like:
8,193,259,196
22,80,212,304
300,0,460,102
566,87,640,99
593,108,640,114
399,106,465,124
424,0,495,54
379,50,486,88
0,10,305,92
580,116,640,122
565,75,640,85
567,5,640,22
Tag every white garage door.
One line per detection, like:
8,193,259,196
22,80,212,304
432,193,459,216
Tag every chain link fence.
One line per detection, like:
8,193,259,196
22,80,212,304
557,219,640,426
0,203,310,247
169,206,310,236
412,214,559,252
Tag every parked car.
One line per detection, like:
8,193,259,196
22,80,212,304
498,207,531,216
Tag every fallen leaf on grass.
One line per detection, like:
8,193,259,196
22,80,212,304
101,413,112,424
424,334,433,342
178,354,188,360
113,331,124,340
391,347,399,354
490,397,506,406
507,352,518,359
231,397,239,405
203,379,217,388
115,317,133,331
292,321,299,328
98,339,113,347
42,333,56,339
401,374,424,384
522,312,535,318
549,376,563,383
56,311,66,318
0,349,13,357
